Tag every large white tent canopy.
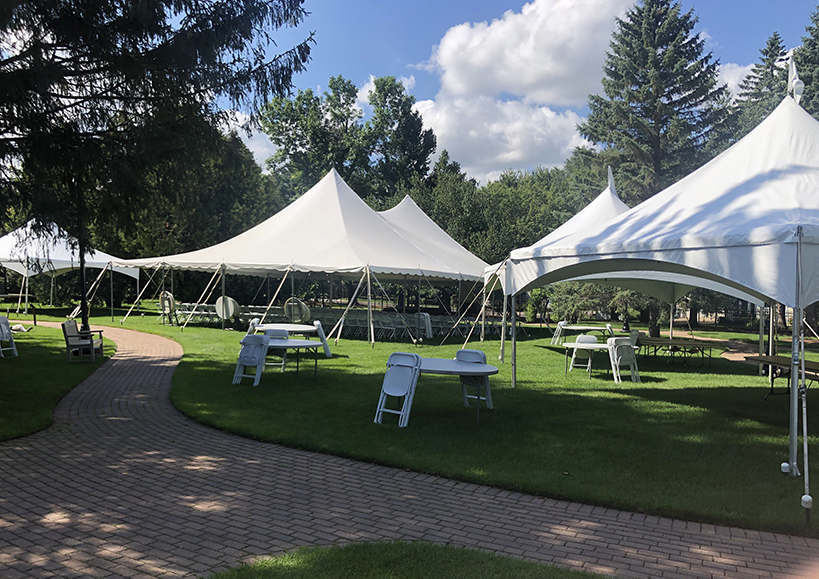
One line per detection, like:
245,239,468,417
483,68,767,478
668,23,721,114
507,97,818,308
486,168,763,306
0,221,138,280
505,96,819,479
113,169,482,282
379,195,488,280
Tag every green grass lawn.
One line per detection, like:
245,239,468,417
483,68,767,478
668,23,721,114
208,542,603,579
0,323,111,440
8,305,817,537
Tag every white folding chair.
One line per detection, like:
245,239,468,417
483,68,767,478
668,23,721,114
570,334,597,378
246,317,261,335
456,349,493,411
374,352,422,427
0,316,18,358
551,321,567,345
233,334,270,386
264,329,289,372
608,337,641,383
313,320,332,358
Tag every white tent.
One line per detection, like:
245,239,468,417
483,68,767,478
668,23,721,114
0,221,138,280
485,168,764,306
505,96,818,479
113,169,477,282
379,195,488,280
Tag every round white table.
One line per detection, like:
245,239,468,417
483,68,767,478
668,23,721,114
256,323,316,334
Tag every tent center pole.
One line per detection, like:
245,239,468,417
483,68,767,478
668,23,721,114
511,294,517,388
221,265,226,331
110,265,114,322
788,226,804,476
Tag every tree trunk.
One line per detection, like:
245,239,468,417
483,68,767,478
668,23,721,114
778,303,787,330
648,303,660,337
688,304,699,327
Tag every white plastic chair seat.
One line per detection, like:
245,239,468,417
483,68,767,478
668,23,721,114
0,316,18,358
456,349,493,410
233,334,270,386
374,352,422,427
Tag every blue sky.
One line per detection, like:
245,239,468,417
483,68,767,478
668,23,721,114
241,0,819,183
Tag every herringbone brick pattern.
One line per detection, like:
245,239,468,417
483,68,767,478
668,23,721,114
1,324,818,578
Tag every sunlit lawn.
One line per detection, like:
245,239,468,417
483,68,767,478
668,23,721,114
0,323,111,440
208,542,603,579
9,305,818,537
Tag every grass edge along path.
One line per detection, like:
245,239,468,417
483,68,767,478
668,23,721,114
0,322,113,441
8,307,818,538
207,542,605,579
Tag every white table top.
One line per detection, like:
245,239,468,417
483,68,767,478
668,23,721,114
257,323,316,333
241,337,320,350
419,358,499,376
562,325,611,333
562,341,611,350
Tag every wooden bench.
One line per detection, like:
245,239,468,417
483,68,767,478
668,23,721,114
61,320,104,362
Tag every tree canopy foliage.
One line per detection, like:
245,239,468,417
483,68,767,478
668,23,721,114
259,74,435,202
579,0,729,204
0,0,313,325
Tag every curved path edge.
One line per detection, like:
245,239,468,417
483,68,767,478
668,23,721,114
1,323,818,579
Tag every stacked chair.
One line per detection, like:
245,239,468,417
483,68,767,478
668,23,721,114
233,334,270,386
374,352,422,427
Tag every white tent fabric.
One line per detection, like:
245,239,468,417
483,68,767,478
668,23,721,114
506,97,817,308
485,168,763,305
113,169,479,282
505,96,818,476
0,221,138,280
379,195,488,280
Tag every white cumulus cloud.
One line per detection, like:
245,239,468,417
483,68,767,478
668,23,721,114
719,62,753,99
427,0,632,107
415,96,589,184
415,0,631,183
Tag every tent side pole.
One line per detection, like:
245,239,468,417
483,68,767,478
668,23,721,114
669,301,674,339
500,294,508,362
50,273,54,306
770,303,777,388
367,266,374,345
110,264,114,322
789,227,803,476
759,305,765,376
221,264,226,331
480,286,486,342
511,294,517,388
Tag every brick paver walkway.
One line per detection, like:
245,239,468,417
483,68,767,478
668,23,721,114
2,325,819,579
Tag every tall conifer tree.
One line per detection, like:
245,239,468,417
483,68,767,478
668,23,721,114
733,32,788,138
579,0,728,204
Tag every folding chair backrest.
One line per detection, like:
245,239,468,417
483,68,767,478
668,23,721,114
383,352,421,397
573,334,597,360
247,318,261,335
313,321,332,358
160,291,176,314
0,316,11,341
608,337,635,357
63,319,79,339
606,323,614,336
264,329,289,340
629,330,640,347
456,349,486,364
239,334,269,363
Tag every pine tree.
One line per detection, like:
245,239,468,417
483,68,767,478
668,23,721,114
579,0,729,203
795,6,819,117
734,32,788,137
